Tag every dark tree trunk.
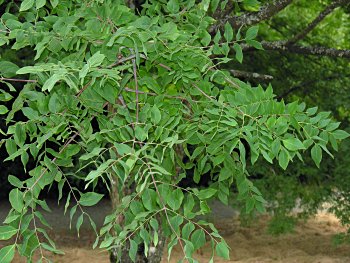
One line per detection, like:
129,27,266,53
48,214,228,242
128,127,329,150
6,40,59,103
109,228,166,263
109,164,166,263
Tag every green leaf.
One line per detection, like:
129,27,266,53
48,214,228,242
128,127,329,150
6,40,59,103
182,222,195,240
48,93,61,113
246,197,255,213
200,30,211,46
184,194,195,218
79,192,104,206
142,189,157,211
239,140,246,170
16,66,45,74
0,61,19,78
79,147,104,161
278,147,289,170
233,43,243,63
135,126,147,141
14,124,26,146
42,74,61,92
306,106,318,115
21,151,29,170
282,138,306,151
311,144,322,168
76,213,84,236
22,107,39,120
197,188,217,200
79,64,90,79
5,140,17,156
216,241,230,260
219,166,232,181
88,51,105,67
224,22,233,42
9,188,24,212
167,189,184,210
20,0,34,11
167,0,180,13
0,226,17,240
200,200,210,214
150,105,161,124
245,25,259,40
191,229,206,250
0,105,8,115
129,239,138,262
41,243,64,254
246,39,263,50
0,245,15,263
36,0,46,9
0,90,13,102
8,175,23,188
115,143,132,156
50,0,58,8
331,130,349,140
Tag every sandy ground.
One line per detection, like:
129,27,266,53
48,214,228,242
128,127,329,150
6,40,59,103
1,200,350,263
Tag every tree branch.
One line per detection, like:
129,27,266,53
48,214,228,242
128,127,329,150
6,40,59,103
226,0,293,29
230,69,273,81
288,0,350,44
0,77,37,83
243,41,350,59
278,73,350,99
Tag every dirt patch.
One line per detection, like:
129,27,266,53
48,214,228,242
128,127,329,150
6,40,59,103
166,212,350,263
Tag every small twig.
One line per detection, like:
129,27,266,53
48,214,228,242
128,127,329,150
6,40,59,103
192,84,215,100
28,101,109,192
124,87,189,101
106,54,147,68
28,132,79,192
76,79,92,97
158,63,172,71
0,77,37,83
131,52,139,123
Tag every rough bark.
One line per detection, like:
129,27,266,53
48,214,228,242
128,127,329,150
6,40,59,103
242,41,350,59
230,69,273,81
227,0,293,29
210,0,293,33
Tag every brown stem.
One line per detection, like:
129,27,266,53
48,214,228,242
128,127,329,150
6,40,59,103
0,77,37,83
230,69,273,81
131,53,139,123
213,0,293,32
243,40,350,59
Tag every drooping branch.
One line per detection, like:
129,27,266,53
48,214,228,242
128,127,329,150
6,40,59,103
230,69,273,81
242,41,350,59
288,0,350,44
227,0,293,29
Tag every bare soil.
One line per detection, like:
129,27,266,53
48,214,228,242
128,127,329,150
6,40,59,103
1,200,350,263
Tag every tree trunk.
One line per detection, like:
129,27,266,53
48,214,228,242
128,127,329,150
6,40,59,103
109,171,166,263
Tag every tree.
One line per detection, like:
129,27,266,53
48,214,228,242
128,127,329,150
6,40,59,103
219,0,350,234
0,0,348,262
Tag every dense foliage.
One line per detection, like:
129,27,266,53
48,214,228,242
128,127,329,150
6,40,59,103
0,0,349,262
231,0,350,236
